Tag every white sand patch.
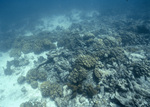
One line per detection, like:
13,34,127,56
0,51,56,107
35,15,72,32
14,9,99,37
23,31,34,37
0,52,14,74
85,10,100,18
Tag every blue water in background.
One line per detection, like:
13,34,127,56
0,0,150,36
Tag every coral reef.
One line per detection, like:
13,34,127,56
93,68,103,82
26,69,39,84
68,66,87,84
38,71,48,81
67,83,99,98
30,81,38,89
67,83,83,99
26,68,48,83
10,35,56,56
129,62,150,78
3,11,150,107
57,32,84,51
85,85,98,98
40,81,63,99
40,81,50,97
75,54,97,69
20,101,45,107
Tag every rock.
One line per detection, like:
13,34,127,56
19,58,29,66
17,76,26,84
30,81,38,89
38,71,47,81
79,97,86,103
4,67,14,75
26,68,38,83
20,101,44,107
21,86,27,93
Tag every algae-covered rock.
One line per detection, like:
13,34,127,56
40,81,63,99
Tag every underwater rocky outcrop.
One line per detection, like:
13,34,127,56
3,13,150,107
19,25,150,106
